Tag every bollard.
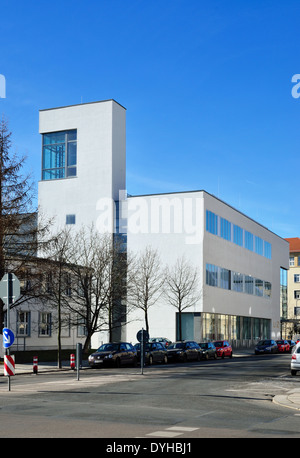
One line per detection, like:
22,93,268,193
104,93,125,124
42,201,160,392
70,353,75,370
33,356,38,374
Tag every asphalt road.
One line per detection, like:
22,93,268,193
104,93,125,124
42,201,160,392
1,353,300,442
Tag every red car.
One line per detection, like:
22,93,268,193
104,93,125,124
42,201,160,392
213,340,233,358
276,340,290,352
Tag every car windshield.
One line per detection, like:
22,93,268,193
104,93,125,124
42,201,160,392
257,340,272,345
97,343,119,352
277,340,284,344
199,343,208,349
168,343,184,349
214,341,224,347
134,343,150,351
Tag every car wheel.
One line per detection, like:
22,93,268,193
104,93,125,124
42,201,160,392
149,355,153,365
115,358,121,368
214,353,217,359
205,353,209,360
182,353,187,363
291,370,297,376
221,352,225,359
229,352,233,358
132,356,137,367
163,355,168,364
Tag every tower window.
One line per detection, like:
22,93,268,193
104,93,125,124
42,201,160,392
42,130,77,180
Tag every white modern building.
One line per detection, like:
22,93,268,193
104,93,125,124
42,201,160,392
125,191,289,346
36,99,289,350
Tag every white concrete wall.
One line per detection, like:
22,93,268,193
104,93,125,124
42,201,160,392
38,100,126,236
125,191,205,344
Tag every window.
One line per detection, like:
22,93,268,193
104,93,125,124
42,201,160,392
17,311,30,336
77,318,87,337
206,264,218,287
264,281,272,298
220,217,231,241
39,312,52,336
66,214,76,225
264,241,272,259
255,236,263,256
42,130,77,180
232,272,244,292
220,267,230,289
294,290,300,299
255,279,264,297
64,273,72,296
245,231,253,251
294,274,300,283
244,275,254,295
206,210,218,235
233,224,243,247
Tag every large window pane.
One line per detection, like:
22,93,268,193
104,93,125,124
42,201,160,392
221,217,231,241
42,130,76,180
43,131,65,145
206,210,218,235
245,231,253,251
255,236,263,255
233,224,243,246
67,142,77,166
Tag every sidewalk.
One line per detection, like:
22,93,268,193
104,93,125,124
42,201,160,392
0,359,90,375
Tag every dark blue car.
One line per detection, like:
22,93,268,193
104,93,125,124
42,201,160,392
254,339,278,355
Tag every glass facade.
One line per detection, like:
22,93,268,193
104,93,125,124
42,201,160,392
42,130,77,180
206,263,271,299
201,312,271,342
206,210,272,259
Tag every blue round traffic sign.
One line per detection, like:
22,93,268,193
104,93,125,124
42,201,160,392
3,328,14,349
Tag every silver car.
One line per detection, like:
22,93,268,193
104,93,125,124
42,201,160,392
291,343,300,375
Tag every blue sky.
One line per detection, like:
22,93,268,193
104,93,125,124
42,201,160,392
0,0,299,238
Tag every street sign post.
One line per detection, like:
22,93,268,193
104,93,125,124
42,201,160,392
0,273,20,391
136,329,149,375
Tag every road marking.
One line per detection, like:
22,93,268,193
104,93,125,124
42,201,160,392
145,426,199,438
166,426,199,432
146,431,184,437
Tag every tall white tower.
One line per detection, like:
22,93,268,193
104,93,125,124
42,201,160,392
38,99,126,234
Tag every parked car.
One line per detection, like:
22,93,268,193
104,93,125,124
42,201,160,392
148,337,172,347
198,342,217,360
134,342,168,365
291,343,300,375
88,342,137,368
276,340,290,353
254,339,278,355
167,340,201,363
213,340,233,358
287,340,296,352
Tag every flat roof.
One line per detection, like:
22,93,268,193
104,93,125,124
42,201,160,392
128,189,289,243
39,99,126,112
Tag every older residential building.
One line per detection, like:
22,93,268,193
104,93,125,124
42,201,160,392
284,237,300,338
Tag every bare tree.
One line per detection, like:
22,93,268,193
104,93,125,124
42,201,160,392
42,229,74,367
164,256,200,341
128,246,164,335
58,227,129,353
